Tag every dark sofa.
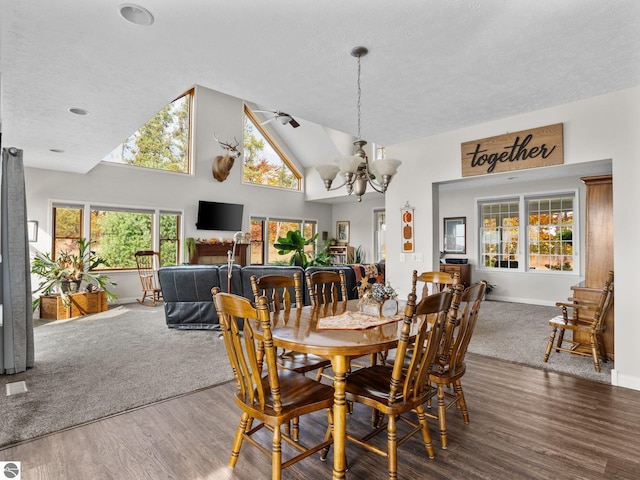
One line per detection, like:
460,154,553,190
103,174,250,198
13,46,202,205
157,262,384,329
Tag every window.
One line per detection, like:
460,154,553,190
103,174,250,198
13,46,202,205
250,218,265,265
527,195,574,271
374,209,386,262
159,212,181,267
90,207,154,269
51,203,182,270
250,216,317,265
243,106,301,190
103,89,193,174
52,205,83,260
478,192,576,272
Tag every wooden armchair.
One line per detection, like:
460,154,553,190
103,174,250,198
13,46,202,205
134,250,163,306
212,289,334,480
323,290,451,478
543,271,614,372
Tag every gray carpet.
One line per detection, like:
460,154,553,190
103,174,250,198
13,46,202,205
469,300,613,383
0,303,233,449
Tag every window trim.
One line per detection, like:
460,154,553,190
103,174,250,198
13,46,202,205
243,105,302,190
476,189,579,275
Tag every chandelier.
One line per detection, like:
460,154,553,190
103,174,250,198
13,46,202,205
316,46,401,202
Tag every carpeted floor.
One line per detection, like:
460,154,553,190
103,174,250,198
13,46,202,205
0,298,612,450
470,300,613,383
0,303,233,449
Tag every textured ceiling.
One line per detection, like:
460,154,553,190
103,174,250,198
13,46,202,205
1,0,640,174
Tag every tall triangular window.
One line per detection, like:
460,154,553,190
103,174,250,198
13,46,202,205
243,105,301,190
103,89,193,173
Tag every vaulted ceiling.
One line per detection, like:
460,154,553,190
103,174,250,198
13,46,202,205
2,1,639,174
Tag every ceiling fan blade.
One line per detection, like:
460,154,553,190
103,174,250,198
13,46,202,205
261,117,276,126
289,118,300,128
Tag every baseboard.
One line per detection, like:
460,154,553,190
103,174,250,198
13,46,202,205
486,295,556,307
611,369,640,391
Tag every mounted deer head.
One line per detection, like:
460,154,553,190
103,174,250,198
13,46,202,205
212,134,241,182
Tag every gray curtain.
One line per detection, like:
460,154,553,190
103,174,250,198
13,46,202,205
1,147,35,374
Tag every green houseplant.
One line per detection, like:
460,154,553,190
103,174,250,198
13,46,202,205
274,230,332,267
31,238,118,311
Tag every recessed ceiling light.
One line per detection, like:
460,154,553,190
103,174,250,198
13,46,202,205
119,4,154,26
49,149,65,153
69,107,89,115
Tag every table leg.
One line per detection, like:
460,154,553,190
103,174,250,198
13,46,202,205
331,355,348,480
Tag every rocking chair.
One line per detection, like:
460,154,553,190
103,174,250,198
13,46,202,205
134,250,163,306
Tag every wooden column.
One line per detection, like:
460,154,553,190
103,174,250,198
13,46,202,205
572,174,614,358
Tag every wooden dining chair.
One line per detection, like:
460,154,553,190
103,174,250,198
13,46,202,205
134,250,163,306
413,270,459,299
427,280,486,450
543,270,614,372
324,289,452,478
305,270,348,306
212,289,334,480
250,273,331,381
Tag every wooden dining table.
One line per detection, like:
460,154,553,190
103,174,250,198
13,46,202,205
267,299,413,480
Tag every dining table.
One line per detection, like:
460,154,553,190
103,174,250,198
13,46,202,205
267,298,413,480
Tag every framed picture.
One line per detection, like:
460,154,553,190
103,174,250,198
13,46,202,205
336,221,350,244
443,217,466,254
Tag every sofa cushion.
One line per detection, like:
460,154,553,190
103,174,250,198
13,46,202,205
158,265,221,329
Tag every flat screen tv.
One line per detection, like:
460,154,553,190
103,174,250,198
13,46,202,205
196,201,244,231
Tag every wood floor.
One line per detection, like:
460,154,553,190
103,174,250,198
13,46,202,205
2,353,639,479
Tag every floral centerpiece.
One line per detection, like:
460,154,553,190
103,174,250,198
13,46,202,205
358,279,399,317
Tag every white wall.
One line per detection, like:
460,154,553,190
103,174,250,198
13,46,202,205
383,86,640,391
25,85,333,303
328,196,385,264
438,171,603,305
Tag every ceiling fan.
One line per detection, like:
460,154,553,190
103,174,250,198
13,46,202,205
254,110,300,128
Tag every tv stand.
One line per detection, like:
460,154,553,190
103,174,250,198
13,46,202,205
193,242,248,266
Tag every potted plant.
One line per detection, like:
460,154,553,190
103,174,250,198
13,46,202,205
185,236,196,263
274,230,325,268
31,238,118,311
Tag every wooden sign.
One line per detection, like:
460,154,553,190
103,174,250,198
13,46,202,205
461,123,563,177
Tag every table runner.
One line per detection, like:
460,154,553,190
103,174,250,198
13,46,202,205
317,311,403,330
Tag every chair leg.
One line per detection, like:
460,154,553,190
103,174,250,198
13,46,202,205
387,414,398,480
589,332,602,373
272,425,282,480
454,380,469,424
415,405,436,459
437,384,448,449
597,334,609,364
556,327,566,352
320,408,333,461
291,417,300,442
543,326,557,362
230,413,250,468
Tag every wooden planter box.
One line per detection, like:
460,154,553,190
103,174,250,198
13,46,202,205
40,291,108,320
